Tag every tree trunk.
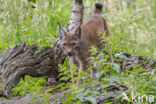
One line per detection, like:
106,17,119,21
65,0,83,32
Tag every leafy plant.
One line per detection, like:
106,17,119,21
8,75,46,98
1,0,155,104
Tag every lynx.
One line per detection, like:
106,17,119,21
58,3,109,84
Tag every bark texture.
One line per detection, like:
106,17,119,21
0,43,62,96
65,0,83,32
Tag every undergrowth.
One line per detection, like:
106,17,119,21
0,0,156,103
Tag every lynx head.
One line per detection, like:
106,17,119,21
58,24,82,56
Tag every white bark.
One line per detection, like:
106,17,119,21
65,0,83,32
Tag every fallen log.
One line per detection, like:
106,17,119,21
0,43,65,96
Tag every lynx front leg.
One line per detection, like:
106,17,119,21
68,57,76,85
75,67,82,85
69,56,84,86
76,59,84,86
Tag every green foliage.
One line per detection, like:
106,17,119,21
117,68,156,103
101,0,156,58
0,0,72,98
36,44,155,104
1,0,156,103
33,47,120,103
0,0,72,51
8,75,46,98
55,63,98,104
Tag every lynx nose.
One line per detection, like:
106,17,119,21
67,52,72,56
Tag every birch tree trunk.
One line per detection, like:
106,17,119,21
65,0,83,32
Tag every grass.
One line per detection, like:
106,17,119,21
0,0,72,51
84,0,156,59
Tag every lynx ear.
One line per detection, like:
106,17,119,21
58,23,66,39
75,25,81,38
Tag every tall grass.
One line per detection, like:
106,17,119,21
84,0,156,59
0,0,72,97
0,0,156,58
0,0,72,51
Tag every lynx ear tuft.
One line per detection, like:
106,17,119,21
58,23,66,39
75,25,81,38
